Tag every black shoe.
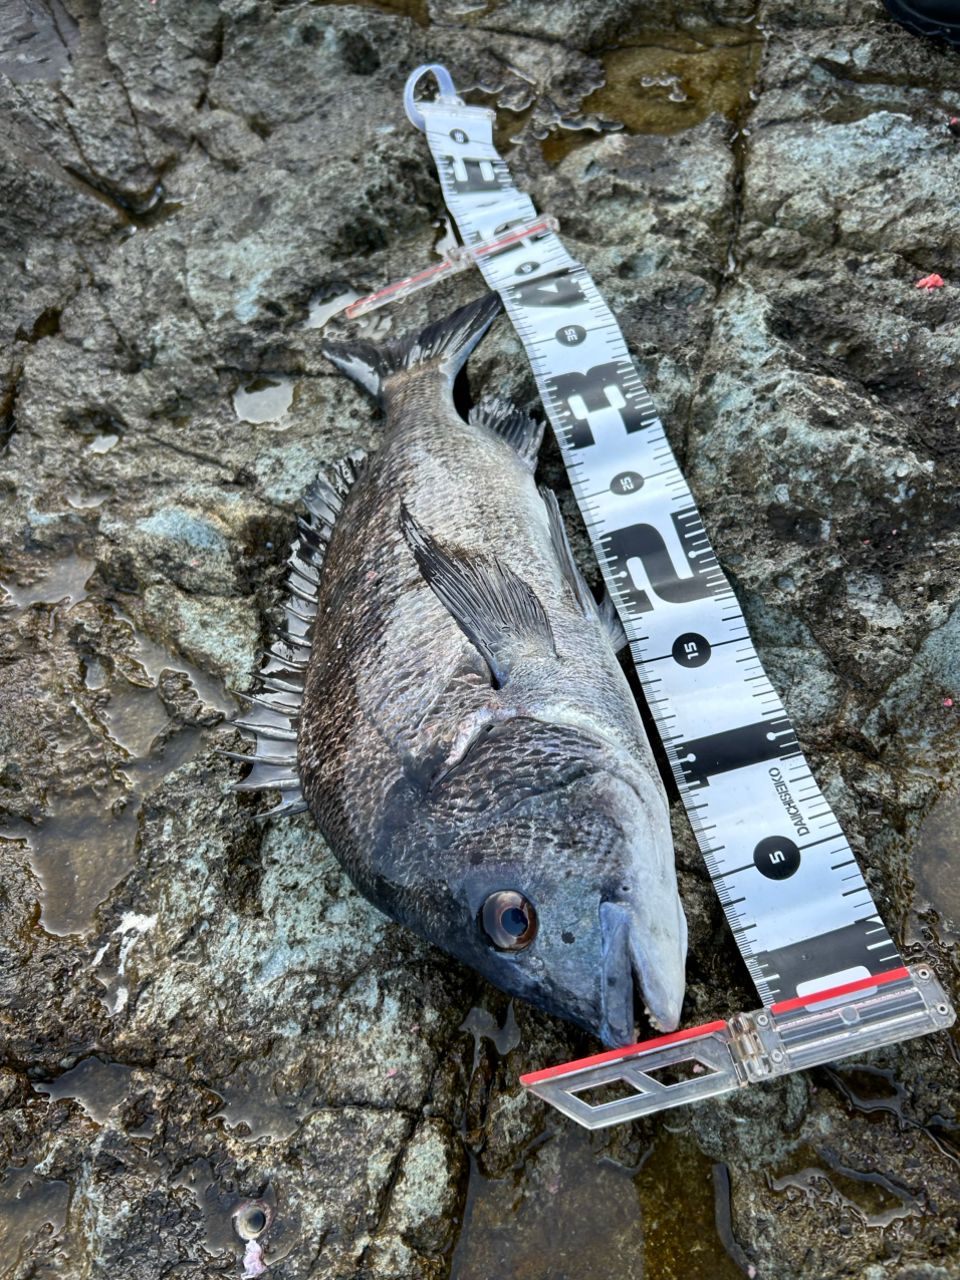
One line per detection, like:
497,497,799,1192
883,0,960,46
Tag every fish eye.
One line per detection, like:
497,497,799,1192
480,890,538,950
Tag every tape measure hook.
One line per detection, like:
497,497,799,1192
403,63,462,132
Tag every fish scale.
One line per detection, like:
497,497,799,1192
398,63,955,1124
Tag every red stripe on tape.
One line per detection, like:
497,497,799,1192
769,966,910,1015
519,1020,728,1087
345,261,453,317
472,219,551,257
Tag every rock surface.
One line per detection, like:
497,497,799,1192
1,1,959,1277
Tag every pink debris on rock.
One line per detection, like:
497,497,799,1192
242,1240,267,1279
916,274,945,289
944,697,955,709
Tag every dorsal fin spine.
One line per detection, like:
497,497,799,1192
229,449,366,816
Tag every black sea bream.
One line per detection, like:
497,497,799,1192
232,293,687,1046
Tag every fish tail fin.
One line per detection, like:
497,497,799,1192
321,292,502,404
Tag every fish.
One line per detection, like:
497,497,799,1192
230,293,688,1047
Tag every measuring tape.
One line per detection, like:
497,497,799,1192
381,65,955,1125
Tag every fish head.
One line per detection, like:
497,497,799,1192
414,718,687,1048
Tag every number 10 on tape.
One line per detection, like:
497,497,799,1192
400,64,956,1125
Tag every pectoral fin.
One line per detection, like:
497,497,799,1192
399,504,556,689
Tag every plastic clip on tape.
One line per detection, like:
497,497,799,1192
401,65,955,1124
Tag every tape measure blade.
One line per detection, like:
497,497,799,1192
416,99,908,1010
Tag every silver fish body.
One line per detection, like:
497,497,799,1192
239,294,687,1046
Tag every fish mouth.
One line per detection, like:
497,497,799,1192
598,900,684,1047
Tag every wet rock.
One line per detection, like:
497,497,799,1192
369,1116,467,1270
2,0,959,1278
103,504,237,595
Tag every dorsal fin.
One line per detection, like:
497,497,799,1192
399,502,555,690
228,450,366,819
469,395,543,470
321,293,502,405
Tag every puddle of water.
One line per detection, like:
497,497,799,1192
174,1159,292,1268
767,1145,923,1231
35,1057,135,1125
1,554,236,937
0,1165,70,1270
233,377,295,426
120,607,235,719
823,1063,909,1126
925,1116,960,1168
99,683,171,759
451,1127,645,1280
210,1059,318,1143
86,432,120,454
0,553,95,608
542,23,762,162
303,290,363,330
460,1003,521,1069
19,725,200,937
826,1065,960,1177
452,1128,748,1280
910,784,960,943
66,490,110,510
636,1132,751,1280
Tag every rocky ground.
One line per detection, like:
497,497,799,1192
1,0,959,1277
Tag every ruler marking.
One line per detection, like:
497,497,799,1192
643,636,744,663
799,835,843,851
716,862,756,879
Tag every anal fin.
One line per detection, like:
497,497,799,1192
469,395,543,470
598,591,628,654
541,486,598,619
